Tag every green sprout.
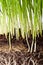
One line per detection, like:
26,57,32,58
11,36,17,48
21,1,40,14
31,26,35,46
0,0,42,52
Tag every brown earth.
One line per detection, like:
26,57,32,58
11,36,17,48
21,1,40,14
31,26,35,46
0,34,43,65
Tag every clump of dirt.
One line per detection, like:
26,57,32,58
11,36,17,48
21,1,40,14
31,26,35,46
0,51,43,65
0,34,43,65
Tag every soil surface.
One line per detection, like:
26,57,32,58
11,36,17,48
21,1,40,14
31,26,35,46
0,34,43,65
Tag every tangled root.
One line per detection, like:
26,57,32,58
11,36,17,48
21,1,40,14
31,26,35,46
0,51,43,65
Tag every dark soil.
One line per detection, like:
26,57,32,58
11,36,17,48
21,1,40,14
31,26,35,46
0,34,43,65
0,51,43,65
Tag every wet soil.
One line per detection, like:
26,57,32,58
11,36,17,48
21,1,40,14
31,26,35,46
0,34,43,65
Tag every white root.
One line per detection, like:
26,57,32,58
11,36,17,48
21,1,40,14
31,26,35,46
34,41,36,52
26,34,30,52
30,40,34,53
29,58,35,65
